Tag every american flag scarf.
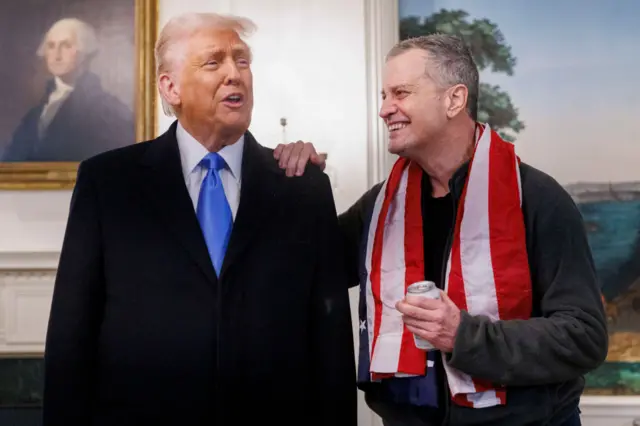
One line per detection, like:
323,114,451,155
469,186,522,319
359,123,532,408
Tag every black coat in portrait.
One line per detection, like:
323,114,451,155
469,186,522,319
1,72,133,162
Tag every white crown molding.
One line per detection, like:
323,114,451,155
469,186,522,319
0,251,59,271
364,0,399,187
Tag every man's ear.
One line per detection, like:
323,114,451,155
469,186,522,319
157,73,180,111
445,84,468,119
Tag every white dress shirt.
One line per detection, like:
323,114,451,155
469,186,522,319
176,122,244,220
39,77,74,137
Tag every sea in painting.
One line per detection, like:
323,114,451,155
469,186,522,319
569,183,640,395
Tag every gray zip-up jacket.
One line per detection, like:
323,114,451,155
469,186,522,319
338,161,608,426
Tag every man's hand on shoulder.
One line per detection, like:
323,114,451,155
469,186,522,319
273,141,326,177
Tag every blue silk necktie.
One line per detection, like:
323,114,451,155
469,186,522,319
196,152,233,276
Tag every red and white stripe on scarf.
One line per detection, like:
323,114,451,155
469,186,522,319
364,123,533,408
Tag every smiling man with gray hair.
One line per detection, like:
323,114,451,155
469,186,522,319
275,33,607,426
43,12,356,426
2,17,132,162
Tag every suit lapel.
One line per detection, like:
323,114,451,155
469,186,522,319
138,121,218,284
219,131,281,279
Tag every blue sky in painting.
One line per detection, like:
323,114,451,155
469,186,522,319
398,0,640,184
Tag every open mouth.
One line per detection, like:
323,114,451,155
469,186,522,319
222,93,244,107
388,122,409,132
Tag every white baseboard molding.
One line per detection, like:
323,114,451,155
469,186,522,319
580,396,640,426
581,395,640,415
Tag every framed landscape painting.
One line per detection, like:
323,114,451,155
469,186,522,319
0,0,157,189
399,0,640,395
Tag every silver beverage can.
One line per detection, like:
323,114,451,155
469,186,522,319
406,281,440,351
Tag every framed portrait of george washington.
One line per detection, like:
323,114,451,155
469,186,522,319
0,0,157,189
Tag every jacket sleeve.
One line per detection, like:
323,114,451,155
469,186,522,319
310,173,357,425
43,162,105,425
447,174,608,386
338,182,384,288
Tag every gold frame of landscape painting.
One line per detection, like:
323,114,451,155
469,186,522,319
0,0,158,190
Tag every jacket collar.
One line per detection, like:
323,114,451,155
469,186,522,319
137,120,281,283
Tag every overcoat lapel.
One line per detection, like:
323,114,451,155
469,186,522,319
138,121,218,284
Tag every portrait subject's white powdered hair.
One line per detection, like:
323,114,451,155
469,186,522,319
155,12,257,116
37,18,98,59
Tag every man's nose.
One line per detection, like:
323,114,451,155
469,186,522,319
379,99,397,119
53,44,63,60
223,61,241,85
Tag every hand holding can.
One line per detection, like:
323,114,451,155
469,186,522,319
405,281,440,351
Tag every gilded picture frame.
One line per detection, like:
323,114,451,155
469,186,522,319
0,0,158,190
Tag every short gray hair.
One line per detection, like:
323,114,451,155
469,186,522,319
387,34,479,120
37,18,98,59
155,12,257,116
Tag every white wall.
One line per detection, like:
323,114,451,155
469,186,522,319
158,0,370,214
0,191,70,253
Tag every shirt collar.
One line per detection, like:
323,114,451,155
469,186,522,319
53,76,74,93
176,121,244,182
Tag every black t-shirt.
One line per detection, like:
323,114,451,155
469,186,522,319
421,172,454,291
421,173,454,423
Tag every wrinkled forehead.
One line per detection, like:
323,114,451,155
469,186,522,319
46,24,78,44
187,27,251,57
382,50,430,90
